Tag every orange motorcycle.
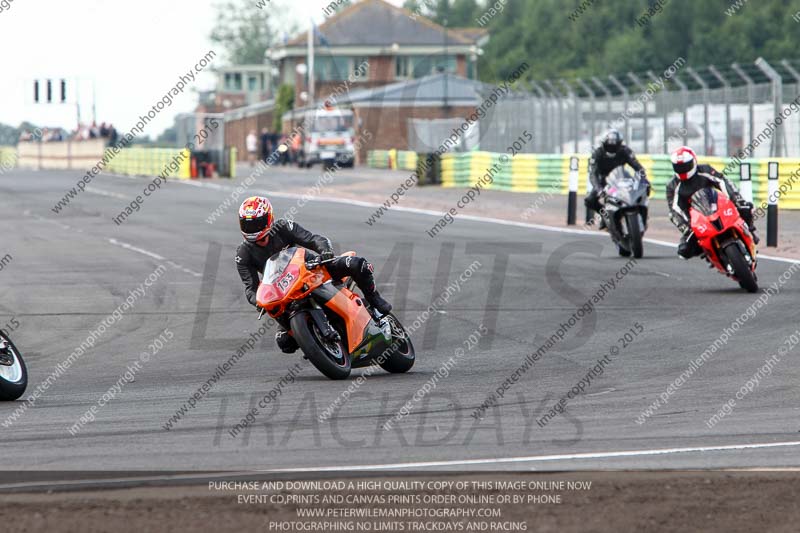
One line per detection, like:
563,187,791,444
256,247,415,379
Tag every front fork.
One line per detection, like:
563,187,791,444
293,301,339,342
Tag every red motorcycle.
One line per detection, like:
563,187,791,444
689,188,758,292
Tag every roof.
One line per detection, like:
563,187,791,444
334,73,492,106
285,0,481,48
450,28,489,44
223,99,275,121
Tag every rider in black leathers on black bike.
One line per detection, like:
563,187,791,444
584,130,650,227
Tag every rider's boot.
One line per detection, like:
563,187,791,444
275,329,299,354
367,292,392,316
351,259,393,316
750,225,760,245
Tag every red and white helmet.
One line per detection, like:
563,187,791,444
238,196,274,243
671,146,698,181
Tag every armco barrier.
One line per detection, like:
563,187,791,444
16,140,193,179
105,147,191,179
17,139,108,170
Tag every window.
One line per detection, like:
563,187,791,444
314,56,350,81
396,56,412,79
248,75,258,92
396,56,456,79
431,56,456,75
224,72,242,91
351,57,370,80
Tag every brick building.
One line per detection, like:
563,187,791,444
283,73,491,163
268,0,488,107
214,0,490,162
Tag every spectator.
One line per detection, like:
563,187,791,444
99,122,110,138
270,131,281,163
108,124,118,147
246,130,258,167
260,128,270,162
89,121,99,139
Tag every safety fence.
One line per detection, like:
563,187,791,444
439,152,800,209
367,149,800,209
9,141,232,179
105,147,191,179
0,146,15,169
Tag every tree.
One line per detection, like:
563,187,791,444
410,0,800,84
210,0,295,64
273,84,295,132
156,125,178,146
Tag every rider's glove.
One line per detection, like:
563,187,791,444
636,171,651,196
736,198,754,212
320,250,335,261
669,212,690,235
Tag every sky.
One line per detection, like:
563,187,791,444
0,0,403,139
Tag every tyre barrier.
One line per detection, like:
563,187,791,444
367,150,418,171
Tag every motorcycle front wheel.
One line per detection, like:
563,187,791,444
625,212,644,259
724,243,758,293
0,331,27,401
290,311,351,380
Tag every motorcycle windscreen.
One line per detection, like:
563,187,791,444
263,247,297,283
257,247,301,306
690,188,719,217
605,168,637,203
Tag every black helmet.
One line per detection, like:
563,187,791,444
602,129,623,156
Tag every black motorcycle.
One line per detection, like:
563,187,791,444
0,330,27,401
600,168,649,259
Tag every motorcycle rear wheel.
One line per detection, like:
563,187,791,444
379,314,415,374
291,312,351,380
724,243,758,293
0,331,27,401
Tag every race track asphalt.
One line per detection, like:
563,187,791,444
1,166,799,481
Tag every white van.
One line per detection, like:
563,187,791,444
293,107,356,169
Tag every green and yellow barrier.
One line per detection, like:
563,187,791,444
0,146,17,169
105,147,191,179
367,150,391,169
368,150,418,171
432,152,800,210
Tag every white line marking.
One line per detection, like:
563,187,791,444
107,238,165,260
0,440,798,491
265,440,800,473
176,180,800,265
86,187,128,200
107,239,201,277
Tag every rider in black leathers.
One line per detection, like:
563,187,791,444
235,196,392,353
584,130,650,227
666,146,759,259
